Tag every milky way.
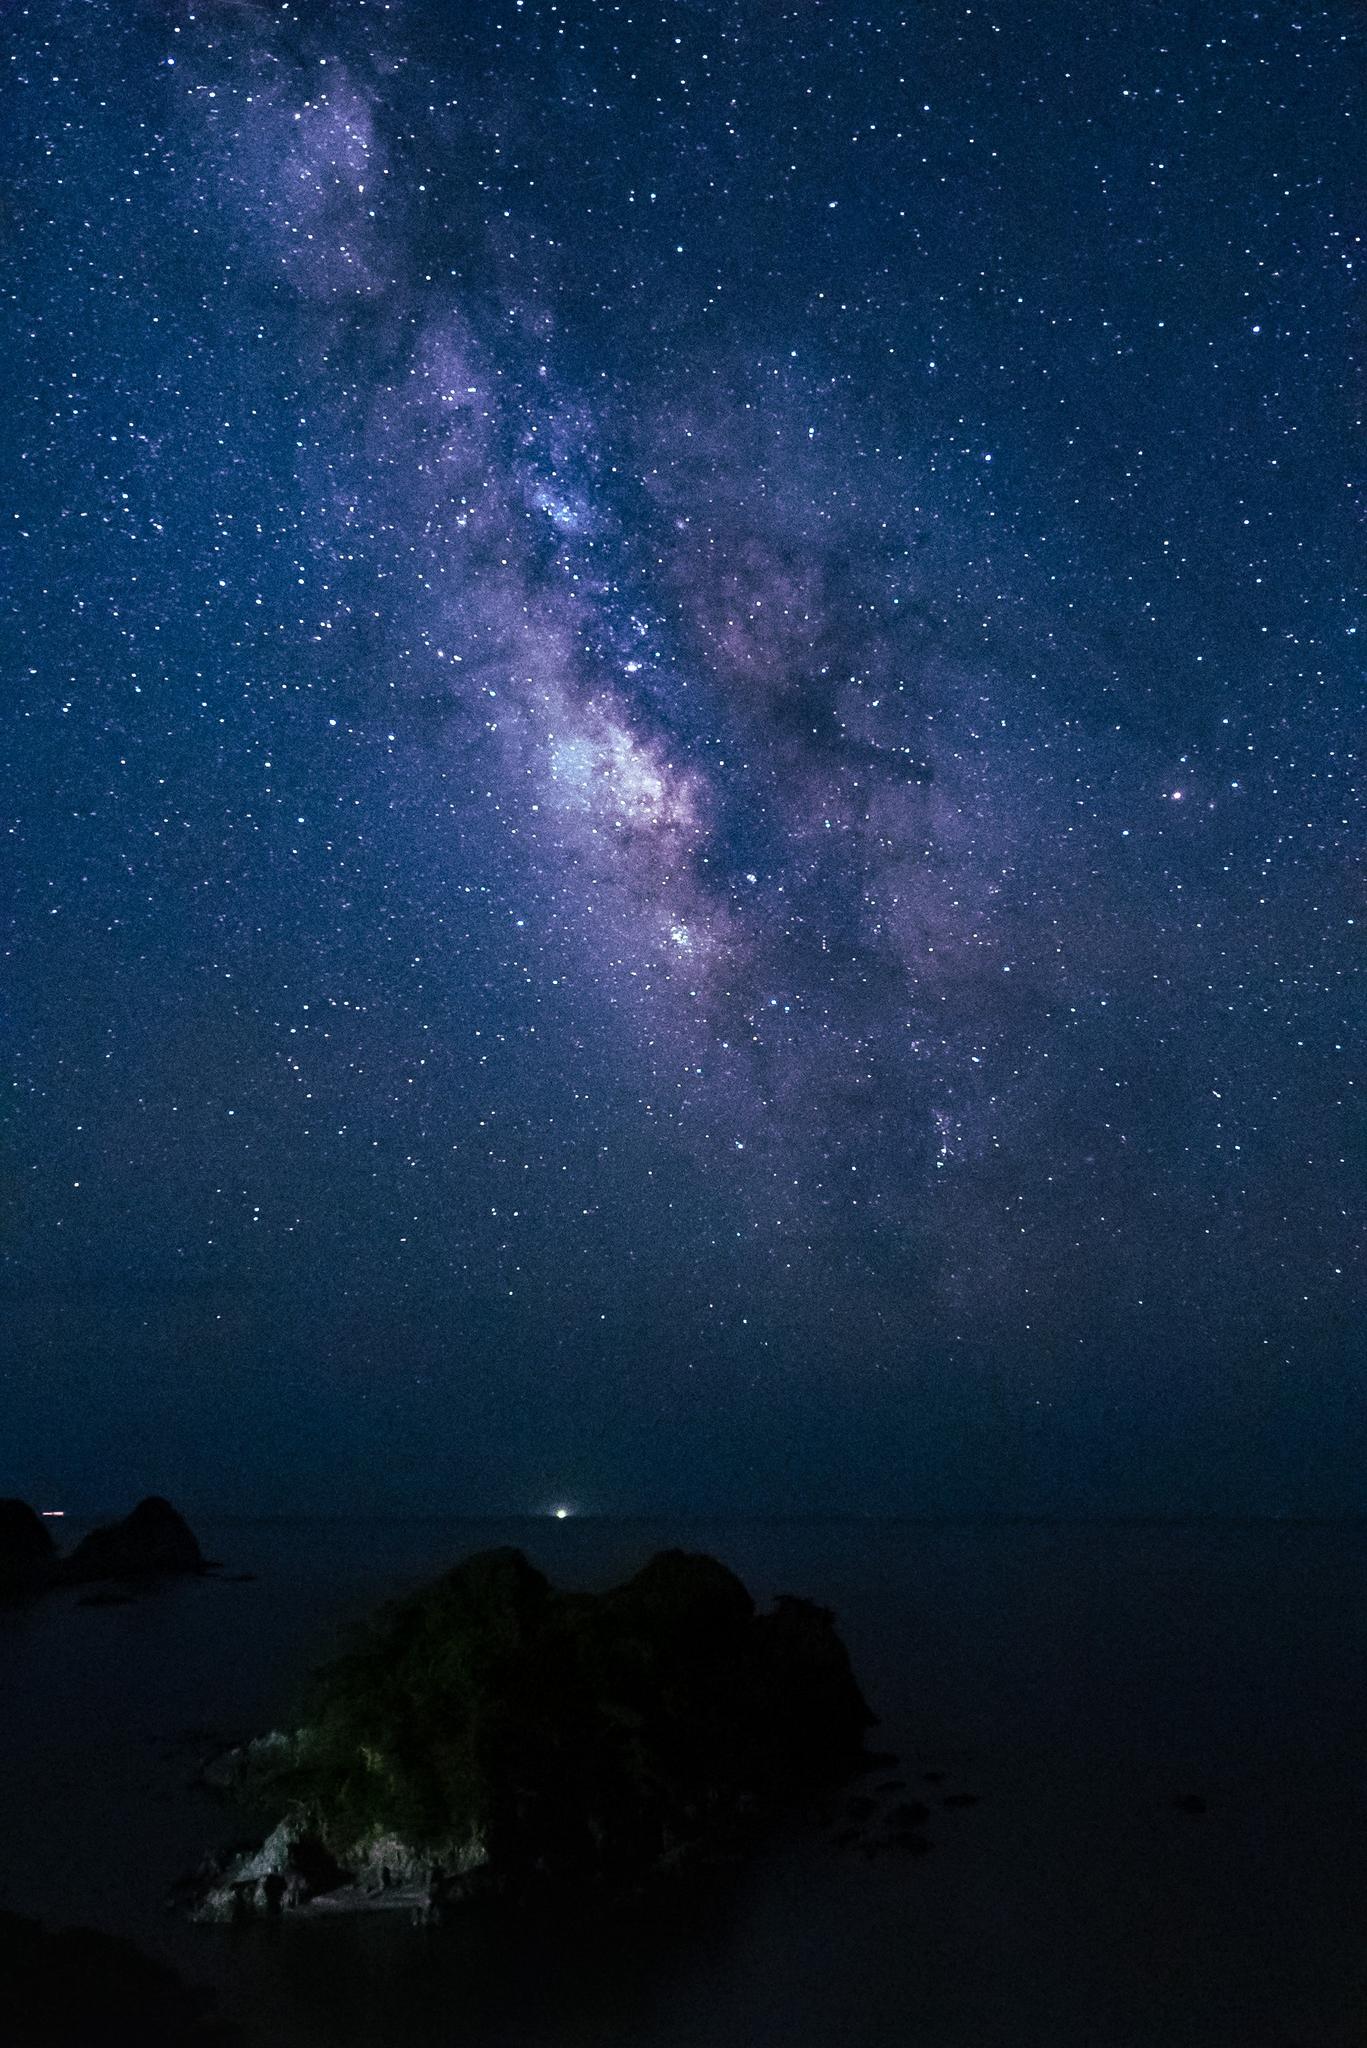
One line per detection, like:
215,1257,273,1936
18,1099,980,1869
4,1,1360,1512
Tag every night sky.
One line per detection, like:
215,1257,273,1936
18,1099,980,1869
4,1,1360,1517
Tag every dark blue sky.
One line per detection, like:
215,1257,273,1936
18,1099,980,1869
3,0,1360,1515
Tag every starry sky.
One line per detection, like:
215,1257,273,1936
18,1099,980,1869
3,0,1361,1516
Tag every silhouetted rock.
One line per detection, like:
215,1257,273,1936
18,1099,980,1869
189,1546,876,1921
0,1499,56,1593
757,1592,877,1778
64,1496,203,1583
0,1908,232,2045
1172,1792,1208,1816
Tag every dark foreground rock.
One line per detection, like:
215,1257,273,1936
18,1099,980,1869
63,1496,203,1583
188,1546,875,1922
0,1499,56,1594
0,1909,233,2046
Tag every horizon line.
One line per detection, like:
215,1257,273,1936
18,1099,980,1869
34,1508,1367,1529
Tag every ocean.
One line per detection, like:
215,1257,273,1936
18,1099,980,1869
3,1516,1366,2046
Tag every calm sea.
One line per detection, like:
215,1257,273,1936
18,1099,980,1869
3,1516,1366,2047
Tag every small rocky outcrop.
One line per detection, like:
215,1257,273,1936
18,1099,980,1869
184,1815,486,1924
0,1908,232,2046
0,1500,57,1594
63,1496,203,1584
187,1545,875,1922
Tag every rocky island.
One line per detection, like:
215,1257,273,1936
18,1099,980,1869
0,1499,58,1596
62,1495,204,1583
0,1495,206,1600
190,1546,874,1922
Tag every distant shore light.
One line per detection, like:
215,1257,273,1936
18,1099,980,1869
554,1507,570,1520
40,1509,65,1518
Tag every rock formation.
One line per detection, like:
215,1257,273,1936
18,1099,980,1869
0,1499,56,1594
63,1496,203,1583
189,1545,874,1921
0,1908,231,2046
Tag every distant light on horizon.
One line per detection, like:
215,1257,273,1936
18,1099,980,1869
40,1509,64,1518
553,1506,571,1520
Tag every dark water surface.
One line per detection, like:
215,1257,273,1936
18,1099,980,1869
4,1518,1367,2046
